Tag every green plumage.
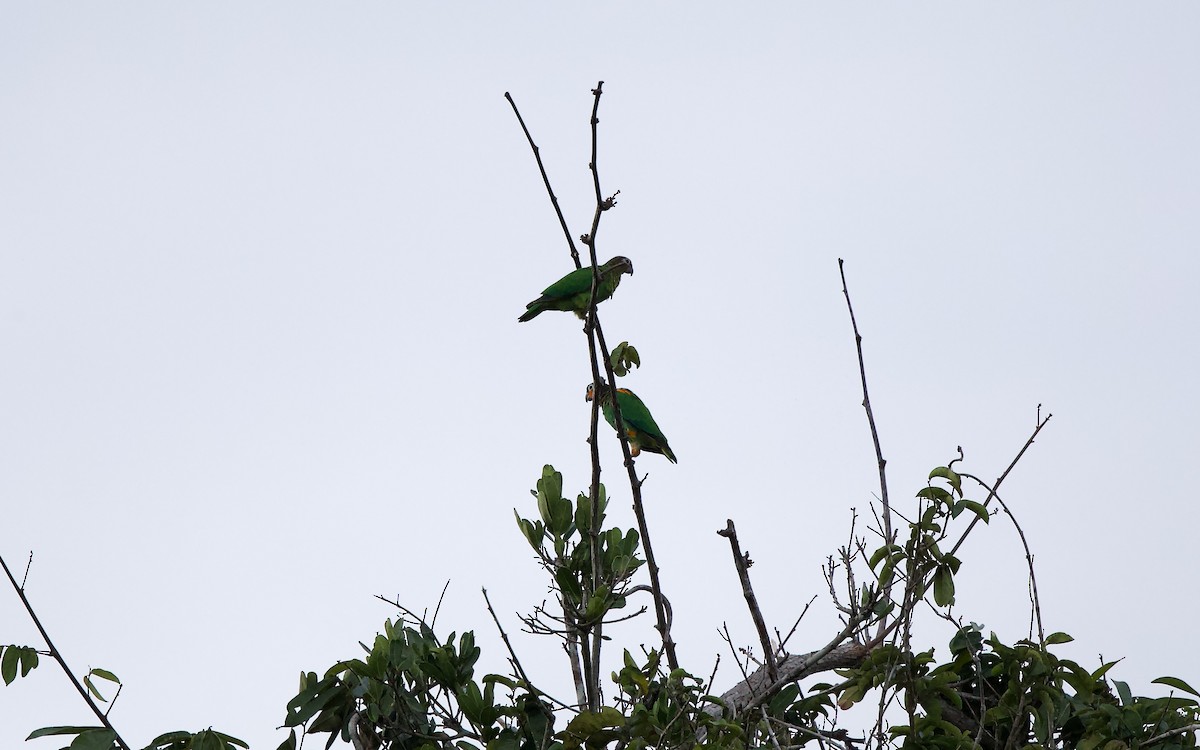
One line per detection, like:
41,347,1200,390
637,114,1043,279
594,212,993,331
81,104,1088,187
586,382,677,463
518,256,634,322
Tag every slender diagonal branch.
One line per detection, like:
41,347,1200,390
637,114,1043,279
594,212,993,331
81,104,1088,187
482,588,570,710
0,554,132,750
718,520,778,682
504,91,582,270
947,407,1052,560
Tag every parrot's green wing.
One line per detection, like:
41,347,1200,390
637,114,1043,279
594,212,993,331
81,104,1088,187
518,257,634,322
613,388,676,463
539,266,595,298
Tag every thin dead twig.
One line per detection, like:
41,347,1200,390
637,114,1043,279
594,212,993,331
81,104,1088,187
718,519,779,683
838,259,894,643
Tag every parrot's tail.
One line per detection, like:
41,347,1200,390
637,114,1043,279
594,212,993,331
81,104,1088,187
517,305,543,322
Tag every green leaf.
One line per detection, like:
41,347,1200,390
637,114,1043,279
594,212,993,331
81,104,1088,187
215,730,249,749
146,730,193,749
609,342,640,377
19,647,39,678
868,544,902,569
933,566,955,607
1153,676,1200,698
69,728,117,750
276,729,298,750
514,512,544,551
89,667,120,684
554,568,583,602
535,466,564,531
916,486,952,505
1044,632,1074,646
768,684,800,714
562,707,625,750
1092,660,1120,681
83,674,109,702
574,494,592,533
953,499,990,523
837,683,866,710
28,726,102,739
1114,680,1132,706
928,466,962,494
192,730,225,750
1,645,17,685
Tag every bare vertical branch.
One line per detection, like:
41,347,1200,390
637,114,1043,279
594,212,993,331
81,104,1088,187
579,81,678,674
837,259,891,538
838,259,894,643
718,520,779,683
581,82,610,711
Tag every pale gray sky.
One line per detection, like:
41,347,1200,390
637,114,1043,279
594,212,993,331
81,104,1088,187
3,3,1199,749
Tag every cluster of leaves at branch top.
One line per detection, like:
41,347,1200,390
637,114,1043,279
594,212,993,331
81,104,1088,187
515,465,643,624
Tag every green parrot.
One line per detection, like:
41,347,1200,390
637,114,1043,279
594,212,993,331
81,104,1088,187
518,256,634,322
585,381,677,463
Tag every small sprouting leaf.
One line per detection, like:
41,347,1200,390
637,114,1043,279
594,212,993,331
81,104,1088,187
83,674,108,702
1153,676,1200,698
609,341,640,377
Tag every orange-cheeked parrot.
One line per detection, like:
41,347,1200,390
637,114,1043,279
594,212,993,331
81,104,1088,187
585,381,677,463
518,256,634,322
